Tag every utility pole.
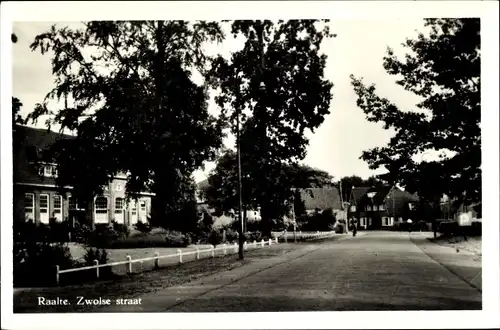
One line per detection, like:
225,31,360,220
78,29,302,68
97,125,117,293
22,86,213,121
236,102,244,260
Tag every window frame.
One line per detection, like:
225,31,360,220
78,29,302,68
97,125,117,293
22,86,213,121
24,193,35,220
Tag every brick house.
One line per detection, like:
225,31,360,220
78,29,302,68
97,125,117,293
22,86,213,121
347,185,418,229
13,125,154,227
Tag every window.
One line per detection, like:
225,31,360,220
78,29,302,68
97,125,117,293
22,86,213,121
379,204,385,211
24,193,34,221
367,205,372,211
95,196,108,214
373,205,378,211
398,217,403,222
115,184,123,192
53,195,62,211
53,195,62,221
140,200,146,212
368,217,372,226
350,205,356,212
39,165,58,177
382,217,389,226
115,197,124,213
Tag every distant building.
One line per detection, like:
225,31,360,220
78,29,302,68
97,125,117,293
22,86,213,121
439,196,481,226
13,125,154,227
295,187,346,220
195,179,261,228
347,185,418,229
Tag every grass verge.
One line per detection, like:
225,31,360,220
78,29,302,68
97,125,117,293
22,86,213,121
14,242,312,313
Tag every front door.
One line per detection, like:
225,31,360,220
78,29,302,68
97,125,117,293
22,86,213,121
39,194,49,224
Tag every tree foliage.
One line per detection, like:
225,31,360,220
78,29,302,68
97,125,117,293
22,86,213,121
337,175,386,204
28,21,226,227
12,34,25,128
350,18,480,207
208,20,335,234
204,148,334,219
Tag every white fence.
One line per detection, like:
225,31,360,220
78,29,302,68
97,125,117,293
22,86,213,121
56,231,335,285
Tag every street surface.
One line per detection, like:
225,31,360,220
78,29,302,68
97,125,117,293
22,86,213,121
102,231,481,312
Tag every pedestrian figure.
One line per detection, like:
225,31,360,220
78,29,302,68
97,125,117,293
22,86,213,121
407,218,413,233
350,219,357,237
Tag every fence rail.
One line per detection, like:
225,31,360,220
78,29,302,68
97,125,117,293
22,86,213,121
55,231,335,285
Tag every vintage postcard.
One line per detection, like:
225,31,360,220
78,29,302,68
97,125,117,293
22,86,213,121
1,1,498,329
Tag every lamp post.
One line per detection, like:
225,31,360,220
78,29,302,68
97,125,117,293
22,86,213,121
236,102,244,260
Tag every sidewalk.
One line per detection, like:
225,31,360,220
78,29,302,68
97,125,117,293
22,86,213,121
410,232,482,292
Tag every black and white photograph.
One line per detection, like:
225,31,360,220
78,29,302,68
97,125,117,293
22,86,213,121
1,1,499,329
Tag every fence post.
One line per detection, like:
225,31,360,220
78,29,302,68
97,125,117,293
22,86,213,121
244,241,248,251
93,259,99,279
269,238,272,246
55,265,60,286
275,237,279,244
234,242,238,253
253,240,257,247
261,239,265,247
154,252,159,269
223,243,227,255
284,232,288,243
211,246,215,258
126,255,132,274
196,247,200,260
177,249,182,264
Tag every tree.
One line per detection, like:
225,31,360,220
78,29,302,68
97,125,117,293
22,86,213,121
337,175,386,204
209,20,335,235
205,149,333,222
27,21,226,228
350,19,480,211
12,34,25,128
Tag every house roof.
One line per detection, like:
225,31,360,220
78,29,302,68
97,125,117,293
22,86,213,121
351,185,419,216
298,187,343,210
13,125,74,185
349,186,371,205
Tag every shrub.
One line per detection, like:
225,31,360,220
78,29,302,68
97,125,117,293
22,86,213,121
224,228,239,243
87,225,120,248
208,230,223,247
134,220,152,234
72,222,93,244
48,218,71,242
111,221,130,238
245,231,262,242
14,242,74,287
109,232,169,248
79,247,112,279
335,223,345,234
164,230,190,247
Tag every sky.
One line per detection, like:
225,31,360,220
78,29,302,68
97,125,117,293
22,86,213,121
12,19,426,184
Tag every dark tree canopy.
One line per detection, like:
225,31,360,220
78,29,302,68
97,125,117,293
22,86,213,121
204,148,334,217
208,20,335,234
337,175,386,204
350,18,480,206
27,21,226,227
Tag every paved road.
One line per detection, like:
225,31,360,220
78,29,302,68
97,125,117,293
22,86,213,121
103,231,482,312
